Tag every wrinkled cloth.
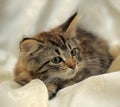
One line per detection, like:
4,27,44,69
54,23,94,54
0,72,120,107
49,71,120,107
0,79,48,107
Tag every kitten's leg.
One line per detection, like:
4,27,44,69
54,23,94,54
46,83,58,99
62,80,76,88
108,55,120,72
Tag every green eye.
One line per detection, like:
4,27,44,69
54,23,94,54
71,48,79,56
51,57,63,64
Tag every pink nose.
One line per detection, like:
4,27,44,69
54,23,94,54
66,58,76,69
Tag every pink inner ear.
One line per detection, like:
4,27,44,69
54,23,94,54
20,39,41,53
21,43,33,52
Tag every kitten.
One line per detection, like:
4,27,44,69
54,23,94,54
14,13,112,99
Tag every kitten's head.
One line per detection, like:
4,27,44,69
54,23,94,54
14,13,111,85
20,35,81,80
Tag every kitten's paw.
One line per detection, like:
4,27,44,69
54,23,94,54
47,83,57,99
109,44,120,58
49,91,56,99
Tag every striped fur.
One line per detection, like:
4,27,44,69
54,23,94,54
14,14,112,99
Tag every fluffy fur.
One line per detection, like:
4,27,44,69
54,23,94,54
14,14,112,99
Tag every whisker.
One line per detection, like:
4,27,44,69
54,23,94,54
85,60,110,66
84,55,112,59
81,56,111,66
85,66,107,73
86,61,109,69
78,55,111,73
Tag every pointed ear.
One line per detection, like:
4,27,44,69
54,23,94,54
20,38,43,53
52,13,78,33
61,13,78,32
66,14,79,34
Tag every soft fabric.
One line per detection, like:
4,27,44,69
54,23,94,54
0,72,120,107
49,71,120,107
0,79,48,107
0,0,120,107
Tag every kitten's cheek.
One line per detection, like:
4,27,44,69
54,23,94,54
75,65,79,72
76,63,84,72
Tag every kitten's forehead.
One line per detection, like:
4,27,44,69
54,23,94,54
35,31,78,56
66,38,77,46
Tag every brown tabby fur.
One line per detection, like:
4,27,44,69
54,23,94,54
14,13,112,99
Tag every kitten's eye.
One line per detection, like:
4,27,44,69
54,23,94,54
51,57,63,64
71,48,79,56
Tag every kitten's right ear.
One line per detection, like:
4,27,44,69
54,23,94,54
61,13,78,32
52,13,77,33
20,38,43,53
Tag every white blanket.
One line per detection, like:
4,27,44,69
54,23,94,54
0,72,120,107
0,0,120,107
0,80,48,107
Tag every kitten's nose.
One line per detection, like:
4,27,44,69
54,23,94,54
66,58,77,69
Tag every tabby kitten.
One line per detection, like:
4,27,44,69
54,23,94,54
14,13,112,99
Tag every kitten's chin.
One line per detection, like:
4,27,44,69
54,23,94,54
59,67,79,80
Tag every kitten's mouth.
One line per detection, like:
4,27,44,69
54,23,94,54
59,65,80,79
67,66,78,77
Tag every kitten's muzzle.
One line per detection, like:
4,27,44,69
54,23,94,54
65,58,77,70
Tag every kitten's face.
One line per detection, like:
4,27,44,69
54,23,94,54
19,30,111,82
24,35,83,80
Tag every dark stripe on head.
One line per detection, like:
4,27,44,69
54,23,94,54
49,34,67,50
68,44,71,49
49,40,61,48
58,35,67,49
55,49,60,55
59,35,66,46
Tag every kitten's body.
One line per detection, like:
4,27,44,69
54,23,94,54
14,14,112,99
